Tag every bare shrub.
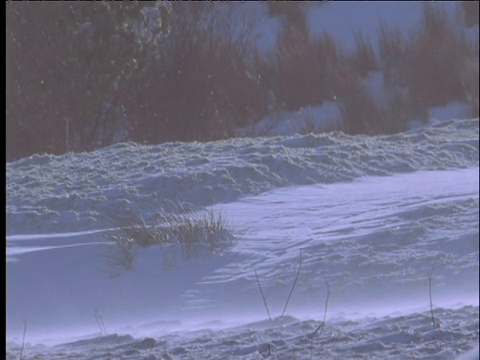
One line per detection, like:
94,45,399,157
352,30,378,76
125,4,269,144
379,22,407,70
381,87,421,133
269,2,477,135
377,21,424,128
266,1,306,26
275,21,342,111
379,5,477,128
461,1,479,27
404,4,472,110
460,55,480,117
103,208,234,274
6,2,168,161
275,15,385,135
333,64,384,135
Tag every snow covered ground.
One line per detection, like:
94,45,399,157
6,117,479,359
6,2,479,359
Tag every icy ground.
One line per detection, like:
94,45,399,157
6,118,479,359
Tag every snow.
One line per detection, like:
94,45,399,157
6,2,479,360
6,117,479,359
428,102,474,124
236,101,342,137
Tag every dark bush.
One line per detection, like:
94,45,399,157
124,4,269,144
333,64,384,135
6,2,167,161
275,17,342,111
352,31,379,77
462,1,479,27
379,4,478,127
405,4,468,109
266,1,307,26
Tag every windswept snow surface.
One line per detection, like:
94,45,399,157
6,118,479,359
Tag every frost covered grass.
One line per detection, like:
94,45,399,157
103,207,234,274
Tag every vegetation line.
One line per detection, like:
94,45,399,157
7,3,478,161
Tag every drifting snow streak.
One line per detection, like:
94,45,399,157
180,167,479,317
6,118,479,235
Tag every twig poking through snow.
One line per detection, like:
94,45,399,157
255,269,272,321
19,319,26,360
95,309,108,336
429,266,437,329
258,343,274,359
281,250,303,319
311,281,330,338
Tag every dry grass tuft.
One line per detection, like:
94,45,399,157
103,207,234,275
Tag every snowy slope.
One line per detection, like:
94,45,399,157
6,118,479,359
7,118,478,236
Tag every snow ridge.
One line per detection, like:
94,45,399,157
7,118,478,235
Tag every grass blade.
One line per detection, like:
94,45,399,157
281,250,303,319
255,269,272,321
311,280,330,338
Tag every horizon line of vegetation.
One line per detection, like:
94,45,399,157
6,1,479,162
